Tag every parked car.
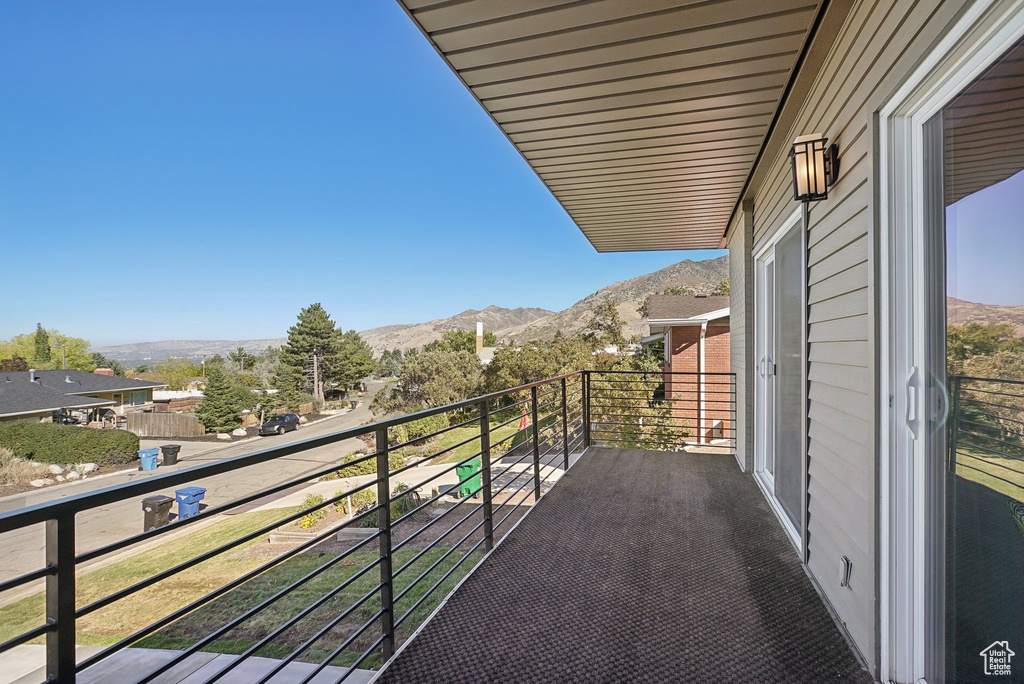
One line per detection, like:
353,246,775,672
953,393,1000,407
259,413,300,436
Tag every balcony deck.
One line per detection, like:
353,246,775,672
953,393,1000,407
377,447,871,683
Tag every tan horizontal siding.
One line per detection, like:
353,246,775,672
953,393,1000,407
745,0,971,668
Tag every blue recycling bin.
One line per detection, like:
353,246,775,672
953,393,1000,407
138,448,160,471
174,486,207,519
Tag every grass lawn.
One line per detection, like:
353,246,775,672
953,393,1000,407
0,507,481,669
955,449,1024,503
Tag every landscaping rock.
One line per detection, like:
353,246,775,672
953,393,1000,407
30,478,54,488
298,416,309,424
79,463,99,474
56,475,65,482
48,464,63,475
231,428,247,437
66,470,80,480
217,433,232,441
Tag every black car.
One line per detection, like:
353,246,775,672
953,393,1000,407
259,413,300,436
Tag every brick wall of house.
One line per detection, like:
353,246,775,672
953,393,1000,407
665,323,731,440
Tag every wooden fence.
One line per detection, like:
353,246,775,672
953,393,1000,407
152,396,202,413
126,412,205,438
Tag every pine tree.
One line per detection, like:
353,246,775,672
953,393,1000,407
196,366,245,432
33,324,51,363
335,330,376,389
279,303,344,404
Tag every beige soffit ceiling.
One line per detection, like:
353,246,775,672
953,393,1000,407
398,0,823,252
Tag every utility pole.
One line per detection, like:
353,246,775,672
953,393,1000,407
61,344,67,370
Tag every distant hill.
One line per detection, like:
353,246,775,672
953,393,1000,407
93,338,287,363
501,255,730,342
94,256,730,361
359,306,554,352
948,297,1024,335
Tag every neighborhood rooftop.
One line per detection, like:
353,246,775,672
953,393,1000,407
646,294,729,322
0,370,166,419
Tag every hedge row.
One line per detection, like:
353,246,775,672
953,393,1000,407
0,421,141,466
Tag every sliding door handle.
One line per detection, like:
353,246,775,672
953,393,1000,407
906,366,920,440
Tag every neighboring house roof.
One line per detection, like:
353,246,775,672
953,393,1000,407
0,380,114,418
647,295,730,322
16,370,166,396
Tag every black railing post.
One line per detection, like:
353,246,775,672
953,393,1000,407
46,514,76,683
375,426,395,662
531,385,541,501
583,371,591,448
949,375,962,472
560,377,570,470
479,400,493,552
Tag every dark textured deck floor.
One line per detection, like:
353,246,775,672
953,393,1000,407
378,447,872,683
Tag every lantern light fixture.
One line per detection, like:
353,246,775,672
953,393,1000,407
789,134,839,202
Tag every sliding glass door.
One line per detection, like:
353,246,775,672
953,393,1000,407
754,213,805,544
924,33,1024,683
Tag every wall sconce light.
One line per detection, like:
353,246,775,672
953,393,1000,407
789,134,839,202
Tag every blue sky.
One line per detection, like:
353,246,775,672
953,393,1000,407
0,1,723,347
947,168,1024,307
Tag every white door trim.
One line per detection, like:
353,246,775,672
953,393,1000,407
878,1,1024,681
753,207,803,550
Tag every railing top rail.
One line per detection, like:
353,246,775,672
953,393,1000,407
0,371,583,532
588,369,736,376
950,374,1024,386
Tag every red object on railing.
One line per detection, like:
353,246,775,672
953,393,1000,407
519,405,529,431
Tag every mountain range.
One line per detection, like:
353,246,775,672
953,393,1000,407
947,297,1024,335
94,256,730,361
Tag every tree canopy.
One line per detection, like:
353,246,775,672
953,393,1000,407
584,298,626,348
423,329,497,354
371,348,482,416
279,303,376,404
0,327,93,371
196,366,252,432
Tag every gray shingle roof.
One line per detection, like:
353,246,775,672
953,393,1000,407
647,295,730,321
0,381,113,417
0,370,164,418
23,370,165,395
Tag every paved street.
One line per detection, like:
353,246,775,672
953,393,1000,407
0,381,384,594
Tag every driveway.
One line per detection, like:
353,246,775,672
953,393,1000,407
0,381,384,596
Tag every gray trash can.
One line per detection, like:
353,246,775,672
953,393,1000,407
142,495,174,531
161,444,181,466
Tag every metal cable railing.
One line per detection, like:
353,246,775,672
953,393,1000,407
0,369,729,682
948,374,1024,499
588,370,736,452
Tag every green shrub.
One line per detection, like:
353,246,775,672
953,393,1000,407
0,422,140,467
405,414,449,442
335,488,377,515
332,451,405,478
297,493,326,529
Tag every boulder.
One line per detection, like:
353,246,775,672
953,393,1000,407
30,479,54,488
66,470,80,480
231,428,247,437
79,463,99,474
48,464,63,475
217,433,232,441
298,416,309,424
56,475,65,482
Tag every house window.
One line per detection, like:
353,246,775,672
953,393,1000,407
128,391,148,406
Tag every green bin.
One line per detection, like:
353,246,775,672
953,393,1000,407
456,459,481,499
